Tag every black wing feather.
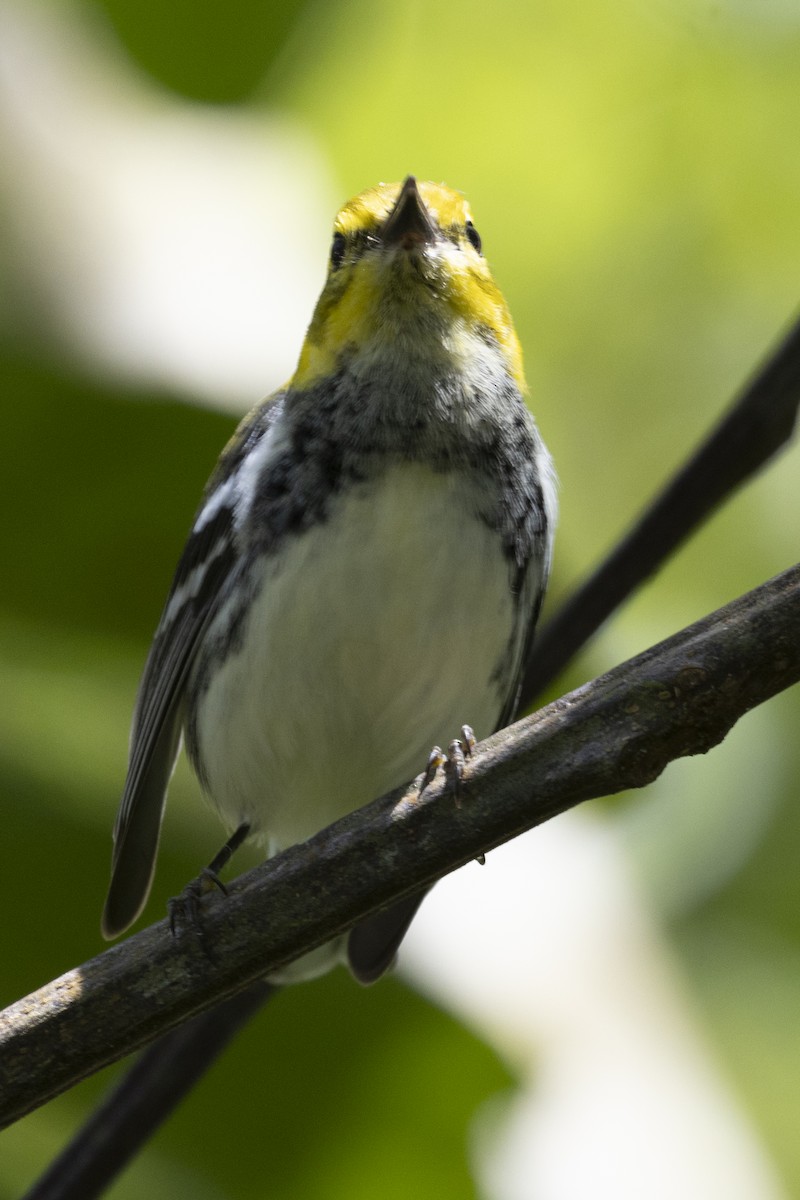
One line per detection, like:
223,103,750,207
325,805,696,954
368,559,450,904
101,531,238,938
102,398,283,939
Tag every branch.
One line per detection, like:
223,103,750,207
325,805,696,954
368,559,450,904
21,981,275,1200
520,311,800,702
2,561,799,1130
16,311,800,1198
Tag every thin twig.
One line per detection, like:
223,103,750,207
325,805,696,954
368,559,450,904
520,311,800,703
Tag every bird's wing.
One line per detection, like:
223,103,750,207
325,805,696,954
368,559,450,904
101,400,281,939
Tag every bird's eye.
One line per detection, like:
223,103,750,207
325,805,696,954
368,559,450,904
465,221,482,254
330,231,347,269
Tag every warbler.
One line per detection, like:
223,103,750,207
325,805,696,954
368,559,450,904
101,176,556,984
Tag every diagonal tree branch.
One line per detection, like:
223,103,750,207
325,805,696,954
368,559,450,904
3,560,799,1131
20,980,276,1200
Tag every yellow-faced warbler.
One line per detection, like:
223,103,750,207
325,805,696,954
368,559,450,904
102,176,557,983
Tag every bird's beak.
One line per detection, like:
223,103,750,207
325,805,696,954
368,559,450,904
381,176,437,248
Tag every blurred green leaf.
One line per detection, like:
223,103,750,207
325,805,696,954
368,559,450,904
90,0,309,102
0,354,234,640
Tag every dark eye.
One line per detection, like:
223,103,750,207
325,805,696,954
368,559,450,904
465,221,482,254
330,231,347,269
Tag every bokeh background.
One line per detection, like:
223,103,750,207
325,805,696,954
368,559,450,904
1,1,799,1196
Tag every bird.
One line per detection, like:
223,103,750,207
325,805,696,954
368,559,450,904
101,175,557,985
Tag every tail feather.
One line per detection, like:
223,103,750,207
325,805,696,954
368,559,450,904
347,891,428,985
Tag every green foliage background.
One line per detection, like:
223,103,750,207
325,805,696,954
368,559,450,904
1,0,799,1195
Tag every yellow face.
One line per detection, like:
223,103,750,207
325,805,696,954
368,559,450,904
292,179,524,391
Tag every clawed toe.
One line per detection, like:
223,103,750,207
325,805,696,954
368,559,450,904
421,724,476,804
168,867,227,937
167,822,250,938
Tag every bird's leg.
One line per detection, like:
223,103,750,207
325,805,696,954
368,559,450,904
169,822,250,936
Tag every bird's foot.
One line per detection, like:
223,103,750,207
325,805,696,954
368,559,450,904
421,724,476,806
168,822,250,938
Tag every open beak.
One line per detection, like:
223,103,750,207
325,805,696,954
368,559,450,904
381,176,437,248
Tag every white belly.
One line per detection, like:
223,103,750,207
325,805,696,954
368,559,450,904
192,463,514,853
